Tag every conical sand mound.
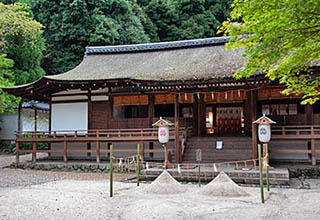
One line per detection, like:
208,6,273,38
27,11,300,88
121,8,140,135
199,171,249,197
142,170,186,195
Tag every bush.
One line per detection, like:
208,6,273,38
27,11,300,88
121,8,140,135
9,132,48,154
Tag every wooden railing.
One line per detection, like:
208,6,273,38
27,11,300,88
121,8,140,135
271,125,320,165
180,127,193,159
14,127,190,165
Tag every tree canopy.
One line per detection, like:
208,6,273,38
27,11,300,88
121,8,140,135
0,2,45,113
222,0,320,104
0,2,45,85
1,0,232,75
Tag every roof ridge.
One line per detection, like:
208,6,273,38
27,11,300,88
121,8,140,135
85,36,230,56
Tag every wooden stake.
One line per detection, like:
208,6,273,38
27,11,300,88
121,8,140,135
137,143,140,187
265,144,270,191
15,142,19,166
258,144,264,203
110,144,113,197
32,142,36,162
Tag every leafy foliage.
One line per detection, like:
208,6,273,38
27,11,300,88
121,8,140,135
0,2,45,85
0,54,20,113
221,0,320,104
1,0,232,75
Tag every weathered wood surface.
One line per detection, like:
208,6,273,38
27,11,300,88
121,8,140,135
15,127,192,164
270,125,320,165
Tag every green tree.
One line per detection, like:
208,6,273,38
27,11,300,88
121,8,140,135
31,0,150,75
222,0,320,104
0,54,20,113
0,2,45,85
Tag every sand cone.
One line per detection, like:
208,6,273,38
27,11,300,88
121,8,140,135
199,171,249,197
142,170,186,195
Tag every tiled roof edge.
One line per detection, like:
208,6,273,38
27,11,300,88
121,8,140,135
85,36,230,56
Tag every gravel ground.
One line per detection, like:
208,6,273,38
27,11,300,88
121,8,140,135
1,178,320,220
0,153,47,168
1,155,320,220
0,168,135,187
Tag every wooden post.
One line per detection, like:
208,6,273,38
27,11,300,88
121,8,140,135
306,104,313,125
265,144,270,191
63,134,67,163
197,93,206,136
34,107,38,132
175,94,180,163
48,100,52,158
110,144,113,197
140,141,144,162
17,102,22,132
87,90,92,158
32,142,36,162
252,123,258,159
149,142,154,159
137,143,140,187
148,94,155,127
246,90,258,159
310,126,316,165
164,143,169,169
96,131,100,163
193,94,198,136
15,142,19,166
258,144,264,203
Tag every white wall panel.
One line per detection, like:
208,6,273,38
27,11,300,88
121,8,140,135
51,102,88,131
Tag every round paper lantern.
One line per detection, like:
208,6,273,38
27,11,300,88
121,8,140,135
258,124,271,143
158,127,169,144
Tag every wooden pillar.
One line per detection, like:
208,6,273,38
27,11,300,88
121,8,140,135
96,130,100,163
140,140,145,162
306,104,313,125
175,94,180,163
193,94,198,136
197,93,206,136
149,142,154,159
34,107,38,132
87,90,92,158
311,127,316,165
63,134,67,163
245,90,258,159
148,94,155,127
48,100,52,158
32,142,36,162
17,102,22,132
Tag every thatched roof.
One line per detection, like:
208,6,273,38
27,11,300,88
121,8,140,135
3,37,255,101
47,37,244,81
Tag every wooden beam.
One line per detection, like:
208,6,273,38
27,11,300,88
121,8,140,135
175,94,180,163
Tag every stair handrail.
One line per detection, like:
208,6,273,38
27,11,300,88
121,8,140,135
181,127,192,159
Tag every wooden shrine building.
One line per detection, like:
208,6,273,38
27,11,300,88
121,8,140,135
4,37,320,165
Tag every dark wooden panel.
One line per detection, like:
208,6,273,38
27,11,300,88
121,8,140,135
90,101,110,129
